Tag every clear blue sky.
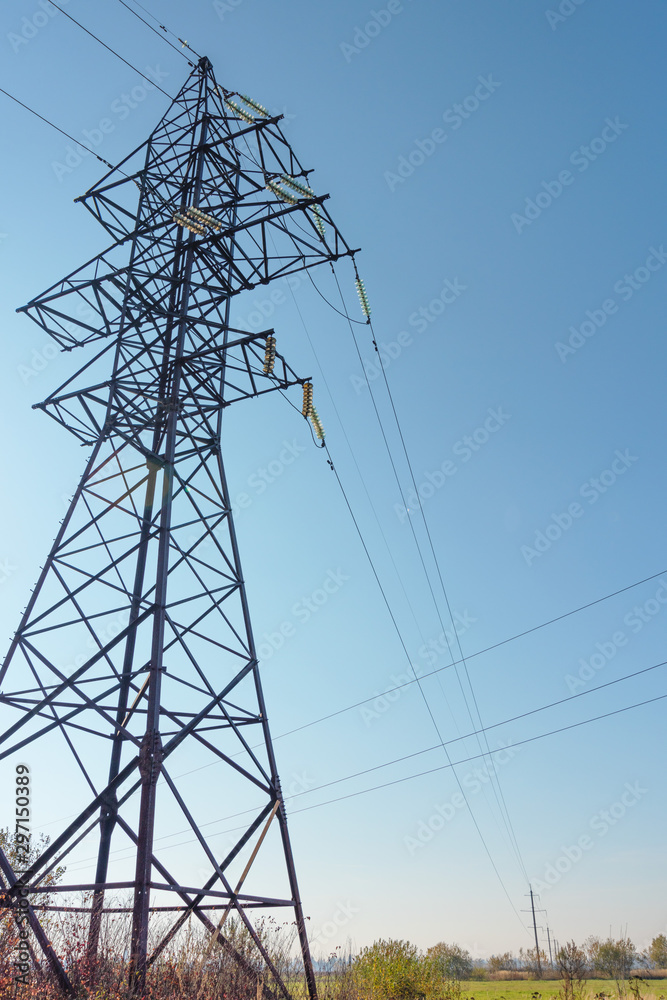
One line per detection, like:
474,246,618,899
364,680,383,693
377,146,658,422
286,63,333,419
0,0,665,962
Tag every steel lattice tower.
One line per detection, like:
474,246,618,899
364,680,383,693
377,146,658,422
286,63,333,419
0,57,357,997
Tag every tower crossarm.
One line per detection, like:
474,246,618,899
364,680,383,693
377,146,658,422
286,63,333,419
31,327,306,445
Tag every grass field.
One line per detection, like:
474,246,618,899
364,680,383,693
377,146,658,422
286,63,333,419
461,981,667,1000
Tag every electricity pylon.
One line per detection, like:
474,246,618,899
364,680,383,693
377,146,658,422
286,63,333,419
0,57,357,997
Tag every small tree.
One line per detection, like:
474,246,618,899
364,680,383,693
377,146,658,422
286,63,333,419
589,937,637,996
520,947,549,978
488,952,518,973
426,943,473,981
647,935,667,969
556,941,588,1000
353,939,426,1000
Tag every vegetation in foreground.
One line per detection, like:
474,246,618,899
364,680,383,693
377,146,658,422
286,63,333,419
335,938,667,1000
2,833,666,1000
1,924,666,1000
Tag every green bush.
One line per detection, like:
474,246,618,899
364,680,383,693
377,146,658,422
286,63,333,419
427,943,473,981
353,939,468,1000
353,939,428,1000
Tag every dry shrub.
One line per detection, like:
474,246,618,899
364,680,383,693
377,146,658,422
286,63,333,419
488,972,532,981
0,902,302,1000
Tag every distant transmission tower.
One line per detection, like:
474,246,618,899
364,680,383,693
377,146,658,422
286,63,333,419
0,57,357,997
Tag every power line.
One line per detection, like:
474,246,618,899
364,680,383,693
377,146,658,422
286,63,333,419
305,268,368,325
0,87,117,173
167,567,667,769
324,447,527,928
181,657,667,790
61,685,666,872
365,295,529,882
271,172,643,888
49,2,175,101
114,0,197,63
117,0,201,59
287,661,667,799
240,229,525,924
272,563,667,743
288,689,667,815
0,87,188,227
272,235,468,741
332,264,529,883
341,262,528,881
